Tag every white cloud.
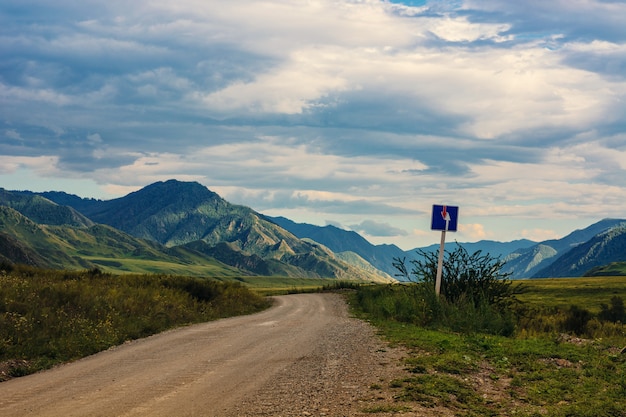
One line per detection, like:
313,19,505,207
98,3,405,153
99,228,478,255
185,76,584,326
426,14,512,42
350,219,409,237
87,133,102,144
1,82,72,106
458,223,490,241
199,56,349,114
1,0,625,248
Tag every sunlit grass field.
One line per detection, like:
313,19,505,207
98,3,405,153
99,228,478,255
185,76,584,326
78,259,353,295
212,276,349,295
83,256,244,277
516,276,626,313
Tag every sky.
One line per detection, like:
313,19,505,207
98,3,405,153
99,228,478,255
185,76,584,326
1,0,625,250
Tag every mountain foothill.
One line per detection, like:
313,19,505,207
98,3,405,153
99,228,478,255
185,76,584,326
1,180,625,280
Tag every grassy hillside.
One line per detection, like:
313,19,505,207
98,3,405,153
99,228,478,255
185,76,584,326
0,206,88,269
586,262,626,277
212,276,355,295
0,189,94,227
0,206,244,276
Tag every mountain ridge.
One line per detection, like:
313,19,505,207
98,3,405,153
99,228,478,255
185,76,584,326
1,188,94,228
534,224,626,278
0,204,244,276
2,180,625,279
268,216,407,277
5,181,390,282
503,218,626,278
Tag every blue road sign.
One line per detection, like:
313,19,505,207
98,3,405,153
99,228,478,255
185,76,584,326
431,205,458,232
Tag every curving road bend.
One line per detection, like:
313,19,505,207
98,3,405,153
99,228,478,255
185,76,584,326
0,293,405,417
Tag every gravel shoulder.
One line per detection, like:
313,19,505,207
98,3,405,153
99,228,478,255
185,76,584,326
0,293,422,417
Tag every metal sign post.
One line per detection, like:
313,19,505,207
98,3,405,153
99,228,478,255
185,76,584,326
431,205,459,296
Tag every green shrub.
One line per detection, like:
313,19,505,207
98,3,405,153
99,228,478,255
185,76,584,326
599,296,626,323
563,305,593,336
393,244,521,310
382,244,520,335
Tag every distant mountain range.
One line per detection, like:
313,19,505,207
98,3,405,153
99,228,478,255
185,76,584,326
527,221,626,278
273,215,626,279
502,219,626,278
269,216,408,277
1,179,625,279
269,216,537,277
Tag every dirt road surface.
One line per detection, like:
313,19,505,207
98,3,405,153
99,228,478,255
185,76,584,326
0,293,412,417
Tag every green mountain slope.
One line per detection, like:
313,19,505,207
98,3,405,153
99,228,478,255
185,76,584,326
0,205,242,276
183,240,307,277
0,206,92,269
503,219,626,278
0,188,94,227
67,180,229,246
0,231,49,267
585,262,626,277
38,180,391,281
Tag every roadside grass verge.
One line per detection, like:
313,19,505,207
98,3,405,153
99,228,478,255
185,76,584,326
349,279,626,417
0,264,270,380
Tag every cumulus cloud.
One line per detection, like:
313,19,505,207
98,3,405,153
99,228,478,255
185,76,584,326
1,0,625,248
458,223,490,241
349,220,409,237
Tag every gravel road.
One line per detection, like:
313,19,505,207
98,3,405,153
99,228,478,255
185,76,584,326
0,293,413,417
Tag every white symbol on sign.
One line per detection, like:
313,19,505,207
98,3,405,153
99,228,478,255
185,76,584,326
441,205,451,231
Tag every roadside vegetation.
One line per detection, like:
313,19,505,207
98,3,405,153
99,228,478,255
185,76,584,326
350,245,626,416
2,246,626,416
0,263,270,380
